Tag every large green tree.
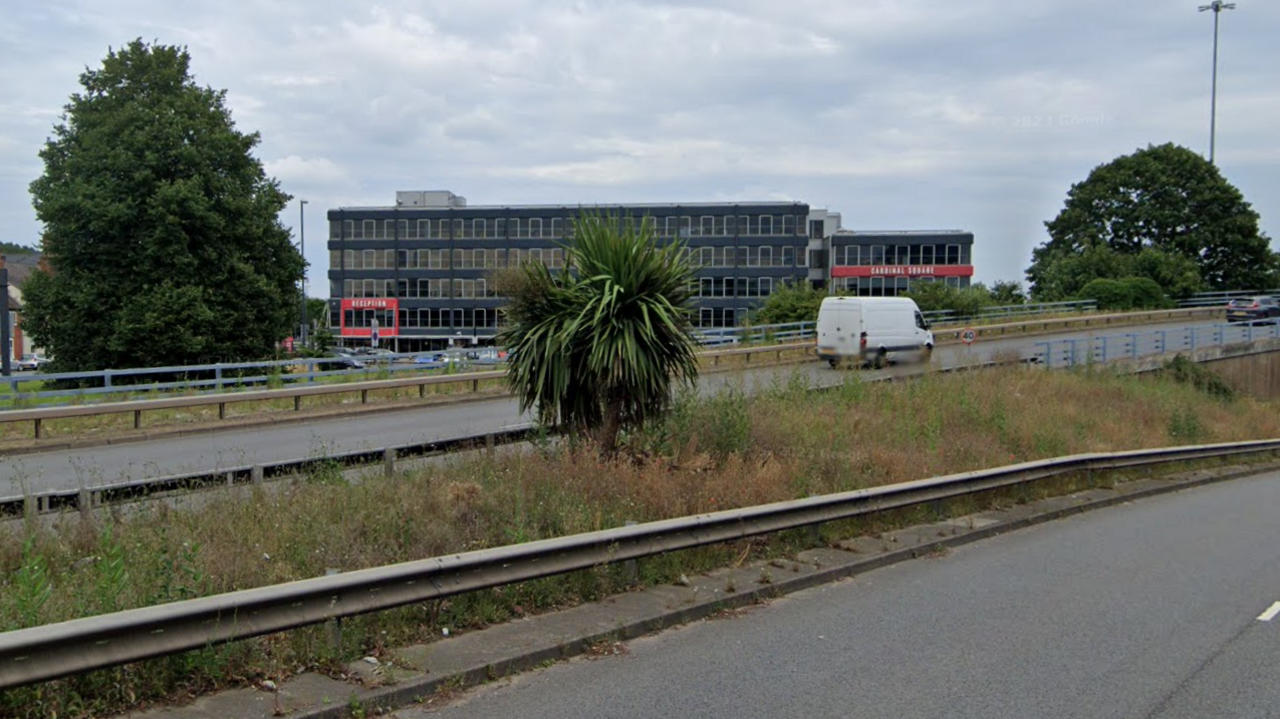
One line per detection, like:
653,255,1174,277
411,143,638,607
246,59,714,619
495,213,699,455
24,40,303,372
1027,143,1276,300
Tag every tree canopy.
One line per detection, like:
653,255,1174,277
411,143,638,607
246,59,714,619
751,281,826,325
495,213,699,454
1026,143,1276,300
24,40,303,372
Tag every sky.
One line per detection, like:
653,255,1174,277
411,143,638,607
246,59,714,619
1,1,1276,293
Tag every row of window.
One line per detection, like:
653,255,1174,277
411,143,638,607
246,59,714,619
689,277,775,298
329,214,808,241
341,307,750,332
834,244,970,267
344,279,499,300
334,248,567,271
342,308,504,330
830,276,967,295
334,245,802,271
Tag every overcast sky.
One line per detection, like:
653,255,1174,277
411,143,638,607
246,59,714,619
2,1,1276,291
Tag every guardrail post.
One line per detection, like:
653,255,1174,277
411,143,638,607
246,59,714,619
623,521,639,585
33,418,41,439
384,447,395,477
326,568,343,653
214,365,224,392
218,402,226,420
1130,334,1138,360
1159,331,1166,354
1189,328,1197,351
23,493,36,520
294,395,301,412
133,409,142,430
472,378,479,392
77,488,93,516
361,389,369,404
1100,336,1108,363
103,371,113,389
252,465,264,485
419,382,426,398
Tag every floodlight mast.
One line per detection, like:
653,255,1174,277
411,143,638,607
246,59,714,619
1198,1,1236,165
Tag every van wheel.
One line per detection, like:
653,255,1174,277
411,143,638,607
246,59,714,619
828,359,840,369
872,349,887,369
923,344,934,361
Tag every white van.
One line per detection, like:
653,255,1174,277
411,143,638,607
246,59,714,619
815,297,934,368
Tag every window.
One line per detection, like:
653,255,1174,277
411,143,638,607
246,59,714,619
700,216,715,237
758,215,773,235
946,244,961,264
551,217,564,237
679,216,692,238
528,248,542,265
739,215,753,236
782,215,795,236
759,277,773,297
472,219,486,239
529,218,543,239
782,246,795,267
363,220,377,239
330,220,343,240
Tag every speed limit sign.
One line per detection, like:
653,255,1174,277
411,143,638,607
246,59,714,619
960,327,977,345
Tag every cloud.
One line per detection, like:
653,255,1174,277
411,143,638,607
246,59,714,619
0,0,1276,285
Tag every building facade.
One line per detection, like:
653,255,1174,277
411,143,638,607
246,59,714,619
325,192,975,351
828,230,974,296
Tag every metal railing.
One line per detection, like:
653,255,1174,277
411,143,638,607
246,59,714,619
1034,321,1280,368
2,425,538,519
923,299,1098,325
1176,289,1280,308
3,438,1278,689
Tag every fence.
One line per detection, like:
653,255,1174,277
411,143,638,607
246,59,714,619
922,299,1098,325
3,438,1279,690
1034,321,1280,368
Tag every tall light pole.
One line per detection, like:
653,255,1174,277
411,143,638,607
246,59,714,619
299,199,309,346
1199,1,1236,165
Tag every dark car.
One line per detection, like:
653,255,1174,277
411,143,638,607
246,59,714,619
1226,296,1280,323
316,350,367,372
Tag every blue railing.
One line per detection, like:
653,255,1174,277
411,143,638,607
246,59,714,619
1033,321,1280,368
0,351,504,410
691,322,815,347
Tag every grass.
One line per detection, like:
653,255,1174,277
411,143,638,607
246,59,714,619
0,362,1275,717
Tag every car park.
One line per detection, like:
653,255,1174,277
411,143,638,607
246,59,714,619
1226,296,1280,323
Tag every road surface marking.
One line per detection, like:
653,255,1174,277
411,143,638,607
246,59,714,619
1257,602,1280,622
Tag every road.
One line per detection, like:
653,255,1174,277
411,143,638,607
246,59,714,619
397,469,1280,719
0,319,1229,494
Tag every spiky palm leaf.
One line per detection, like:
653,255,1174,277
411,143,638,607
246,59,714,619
496,212,698,451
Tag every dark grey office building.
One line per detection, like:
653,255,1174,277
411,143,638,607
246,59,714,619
327,191,812,351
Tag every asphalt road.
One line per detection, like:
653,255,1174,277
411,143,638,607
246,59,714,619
396,470,1280,719
0,319,1229,494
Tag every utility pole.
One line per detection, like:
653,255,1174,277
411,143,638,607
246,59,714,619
1199,1,1236,165
300,199,309,347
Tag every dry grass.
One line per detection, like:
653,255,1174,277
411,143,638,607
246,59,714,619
0,364,1274,717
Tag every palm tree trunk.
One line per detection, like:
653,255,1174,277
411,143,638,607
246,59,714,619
598,394,625,456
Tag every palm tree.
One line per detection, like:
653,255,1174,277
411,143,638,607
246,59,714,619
495,212,699,454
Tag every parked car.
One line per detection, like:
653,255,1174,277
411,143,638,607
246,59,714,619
17,353,50,372
1226,296,1280,323
356,347,398,363
316,350,366,372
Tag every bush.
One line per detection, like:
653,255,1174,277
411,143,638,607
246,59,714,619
1077,276,1173,311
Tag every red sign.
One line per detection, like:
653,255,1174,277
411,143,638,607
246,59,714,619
830,265,974,279
340,298,400,337
346,298,395,310
284,336,295,351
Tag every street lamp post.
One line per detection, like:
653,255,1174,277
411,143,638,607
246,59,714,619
299,199,309,346
1199,1,1236,165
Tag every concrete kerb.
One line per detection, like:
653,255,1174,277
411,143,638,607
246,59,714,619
127,457,1280,719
